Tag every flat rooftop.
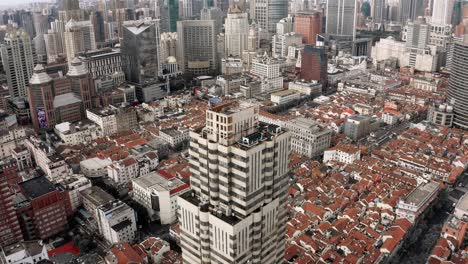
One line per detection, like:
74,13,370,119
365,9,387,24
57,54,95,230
402,181,440,207
80,186,114,207
19,176,56,200
455,192,468,212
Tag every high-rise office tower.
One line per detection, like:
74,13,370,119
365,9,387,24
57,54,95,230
326,0,357,36
178,101,291,264
64,20,97,63
399,0,425,23
33,12,49,63
0,28,36,98
372,0,387,23
121,19,161,83
45,28,64,63
201,6,224,36
294,10,322,45
447,37,468,129
431,0,454,25
406,17,430,50
179,0,193,19
224,4,249,57
177,20,217,75
251,0,288,35
0,160,23,247
67,58,95,112
91,11,106,44
28,65,56,131
59,0,85,22
168,0,179,32
300,45,328,85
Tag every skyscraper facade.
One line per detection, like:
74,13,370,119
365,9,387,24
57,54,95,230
326,0,356,36
431,0,454,25
251,0,288,35
300,45,328,85
178,101,290,264
121,19,162,83
224,5,249,57
372,0,387,23
0,28,36,98
64,20,97,63
177,20,217,75
294,10,322,45
399,0,425,23
447,37,468,129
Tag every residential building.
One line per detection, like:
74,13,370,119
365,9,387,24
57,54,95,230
396,181,440,222
81,186,114,221
16,177,68,240
427,105,454,127
286,118,332,158
86,105,138,136
454,193,468,220
0,28,36,98
54,121,100,145
97,200,137,244
0,127,27,159
323,144,361,164
343,115,381,141
272,32,303,58
447,37,468,129
107,157,142,186
251,54,284,93
159,127,189,147
24,136,69,181
177,20,217,75
270,90,300,105
80,157,113,178
178,101,291,263
56,174,92,216
132,171,190,223
288,80,322,96
0,160,23,247
0,240,48,264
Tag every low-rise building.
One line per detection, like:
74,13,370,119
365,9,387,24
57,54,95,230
323,144,361,164
286,118,331,158
81,186,115,221
132,171,190,224
427,104,454,127
56,174,92,216
107,157,142,186
270,90,300,105
410,77,439,92
0,240,48,264
396,181,440,222
24,136,69,181
80,157,113,178
54,121,100,146
97,200,137,244
288,80,322,96
454,193,468,220
343,115,381,141
86,105,138,136
159,127,189,148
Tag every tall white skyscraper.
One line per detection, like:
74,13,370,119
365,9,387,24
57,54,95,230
431,0,454,25
326,0,357,36
178,101,291,264
0,28,36,98
251,0,289,35
224,5,249,57
64,20,97,63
